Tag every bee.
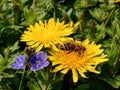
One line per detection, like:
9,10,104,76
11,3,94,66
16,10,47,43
60,42,86,56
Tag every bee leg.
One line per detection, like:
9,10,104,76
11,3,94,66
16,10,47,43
67,50,72,54
78,52,81,57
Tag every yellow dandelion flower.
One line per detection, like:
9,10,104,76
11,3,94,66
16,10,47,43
49,39,108,83
115,0,120,2
20,18,79,52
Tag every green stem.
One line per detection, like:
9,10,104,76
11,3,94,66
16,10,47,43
51,0,56,20
104,8,115,27
62,70,74,90
32,71,43,90
53,9,56,20
18,68,25,90
45,68,50,90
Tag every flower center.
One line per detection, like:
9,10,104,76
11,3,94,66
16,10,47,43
60,42,86,57
35,60,40,65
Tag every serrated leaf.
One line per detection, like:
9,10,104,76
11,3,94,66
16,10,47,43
107,43,119,66
89,8,107,22
102,75,120,88
10,41,19,52
74,0,94,9
95,24,106,41
67,8,73,16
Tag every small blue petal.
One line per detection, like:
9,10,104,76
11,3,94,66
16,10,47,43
36,51,48,62
42,61,49,67
11,55,26,70
16,55,26,63
30,54,37,65
11,63,25,70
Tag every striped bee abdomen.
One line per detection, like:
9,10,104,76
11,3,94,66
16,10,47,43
60,43,75,50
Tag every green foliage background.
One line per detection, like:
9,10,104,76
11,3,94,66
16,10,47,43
0,0,120,90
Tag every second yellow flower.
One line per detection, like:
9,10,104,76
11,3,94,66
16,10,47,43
21,18,79,52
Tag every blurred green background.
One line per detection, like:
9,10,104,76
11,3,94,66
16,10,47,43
0,0,120,90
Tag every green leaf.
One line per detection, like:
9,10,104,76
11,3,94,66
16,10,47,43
50,80,62,90
75,84,89,90
10,41,19,52
102,75,120,88
89,8,107,22
0,54,4,72
107,43,119,67
0,54,3,60
67,8,73,16
88,76,110,90
74,0,94,9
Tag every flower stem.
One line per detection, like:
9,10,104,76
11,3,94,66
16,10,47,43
18,68,25,90
45,68,50,90
32,71,43,90
62,70,74,90
51,0,56,20
104,8,115,27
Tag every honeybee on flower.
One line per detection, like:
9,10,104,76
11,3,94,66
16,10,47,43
60,41,86,56
49,39,108,83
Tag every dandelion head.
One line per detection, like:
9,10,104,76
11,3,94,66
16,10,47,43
49,39,108,83
21,18,79,52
